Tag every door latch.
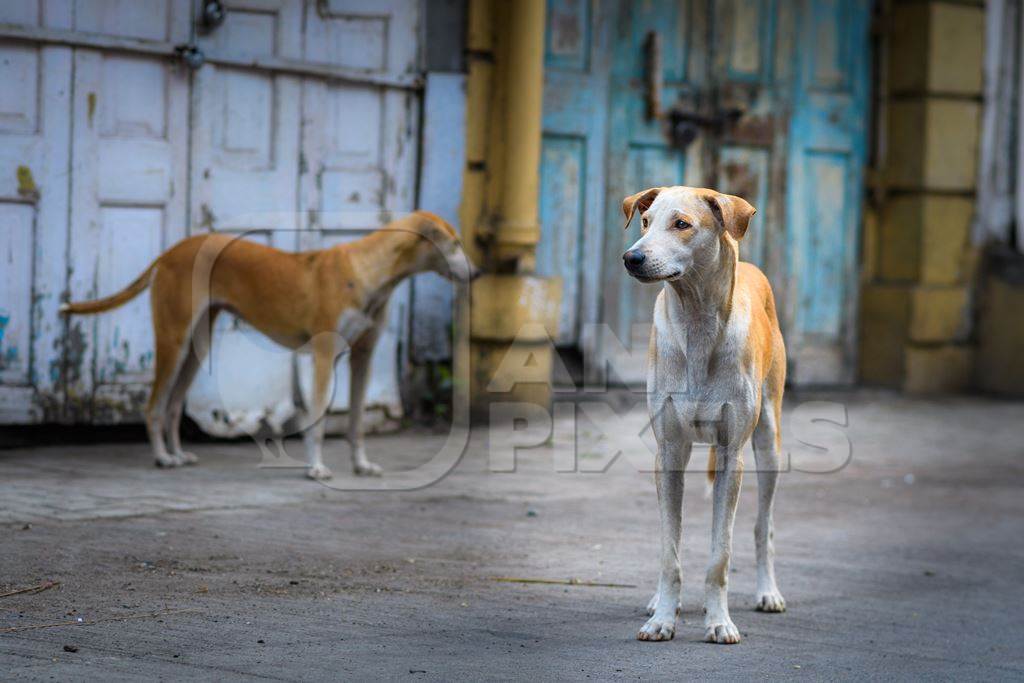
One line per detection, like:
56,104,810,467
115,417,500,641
175,44,205,69
665,107,744,150
643,31,744,151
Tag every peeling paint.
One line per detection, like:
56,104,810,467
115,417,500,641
64,321,87,386
550,5,583,55
722,160,759,205
16,166,39,201
200,203,217,231
35,390,63,423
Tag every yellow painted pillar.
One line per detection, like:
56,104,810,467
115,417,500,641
493,0,545,269
458,0,493,270
860,0,983,393
460,0,561,420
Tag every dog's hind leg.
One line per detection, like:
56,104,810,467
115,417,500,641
638,441,691,641
703,443,743,644
147,334,187,468
164,307,220,465
752,389,786,613
146,272,201,468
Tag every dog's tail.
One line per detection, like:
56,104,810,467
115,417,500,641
59,260,158,315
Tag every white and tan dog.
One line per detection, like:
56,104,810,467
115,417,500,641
622,186,786,644
62,211,477,480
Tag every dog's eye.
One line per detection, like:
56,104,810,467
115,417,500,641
673,219,691,230
641,217,648,228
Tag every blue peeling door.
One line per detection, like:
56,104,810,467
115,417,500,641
714,0,871,385
786,0,870,384
537,0,611,357
538,0,871,385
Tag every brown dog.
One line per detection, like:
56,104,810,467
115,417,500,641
61,211,478,479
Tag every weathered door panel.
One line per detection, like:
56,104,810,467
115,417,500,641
0,2,73,423
716,147,771,266
184,0,304,434
712,0,795,299
539,0,611,350
0,0,424,427
599,0,709,384
786,0,870,384
186,0,419,435
298,0,419,416
540,0,869,387
189,0,302,240
65,0,190,423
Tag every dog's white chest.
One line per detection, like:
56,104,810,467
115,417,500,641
647,300,757,444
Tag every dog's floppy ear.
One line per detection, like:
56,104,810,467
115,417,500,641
622,187,662,229
704,192,756,240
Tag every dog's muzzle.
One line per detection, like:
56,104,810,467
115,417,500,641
623,249,647,274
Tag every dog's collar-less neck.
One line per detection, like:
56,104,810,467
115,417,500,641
659,239,738,385
345,228,423,311
663,238,737,330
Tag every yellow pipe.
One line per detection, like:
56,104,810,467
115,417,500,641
459,0,495,267
461,0,556,417
495,0,546,259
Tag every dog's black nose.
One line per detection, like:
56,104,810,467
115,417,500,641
623,250,646,268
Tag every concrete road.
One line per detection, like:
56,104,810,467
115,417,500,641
1,392,1022,680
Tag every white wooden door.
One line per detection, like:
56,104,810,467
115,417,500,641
185,0,421,436
64,0,191,423
189,0,302,239
0,0,422,428
184,0,304,435
0,2,72,423
297,0,419,418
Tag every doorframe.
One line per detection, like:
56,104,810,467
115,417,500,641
0,23,424,91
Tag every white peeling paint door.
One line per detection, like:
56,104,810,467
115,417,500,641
0,2,72,423
296,0,420,420
185,0,420,436
184,0,304,436
65,0,191,424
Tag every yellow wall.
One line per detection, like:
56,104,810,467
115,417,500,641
860,0,984,392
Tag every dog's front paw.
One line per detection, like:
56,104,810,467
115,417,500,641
306,464,334,480
755,589,786,613
704,619,741,644
353,461,383,477
637,616,675,641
